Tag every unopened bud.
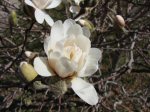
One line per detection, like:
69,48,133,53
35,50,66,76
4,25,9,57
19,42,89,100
20,61,38,82
116,15,125,27
9,10,18,26
25,51,38,59
69,5,80,14
78,19,94,31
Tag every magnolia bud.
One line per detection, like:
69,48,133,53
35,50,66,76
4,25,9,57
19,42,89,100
78,19,94,31
70,5,81,14
8,10,18,33
116,15,125,27
25,51,38,59
9,10,18,26
20,62,38,82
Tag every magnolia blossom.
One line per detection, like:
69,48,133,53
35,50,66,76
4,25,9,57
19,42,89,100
25,0,61,26
33,19,102,105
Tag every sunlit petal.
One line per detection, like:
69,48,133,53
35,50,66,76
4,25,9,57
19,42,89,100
75,35,91,53
48,20,64,50
46,0,62,9
44,13,54,26
34,9,45,24
67,24,83,37
82,27,91,38
71,77,99,105
63,19,75,37
34,57,55,77
55,57,77,78
78,48,102,77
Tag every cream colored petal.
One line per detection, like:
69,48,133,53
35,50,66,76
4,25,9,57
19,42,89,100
49,20,64,50
34,57,55,77
82,27,91,38
34,9,45,24
63,19,75,37
46,0,62,9
44,35,50,56
44,13,54,26
71,77,98,105
89,48,102,61
55,57,77,78
48,51,62,70
33,0,53,9
67,24,83,37
78,48,102,77
75,35,91,53
25,0,36,8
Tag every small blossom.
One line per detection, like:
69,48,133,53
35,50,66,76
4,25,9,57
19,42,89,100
33,19,102,105
25,0,62,26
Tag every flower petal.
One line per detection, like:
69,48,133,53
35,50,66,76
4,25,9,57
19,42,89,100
48,51,62,70
44,13,54,26
76,35,91,53
34,9,45,24
67,24,83,37
48,20,64,50
46,0,62,9
44,35,50,55
34,57,55,77
71,77,98,105
63,19,75,37
82,27,91,38
56,57,77,78
78,48,102,77
25,0,36,8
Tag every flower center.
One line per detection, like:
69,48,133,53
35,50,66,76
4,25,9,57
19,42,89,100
64,44,82,64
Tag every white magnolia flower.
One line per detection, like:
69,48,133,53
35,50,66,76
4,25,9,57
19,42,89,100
33,19,102,105
25,0,62,26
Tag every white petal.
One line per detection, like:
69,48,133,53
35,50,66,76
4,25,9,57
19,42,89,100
44,35,50,56
89,48,102,61
25,0,36,8
34,57,55,77
44,13,54,26
63,19,75,37
48,51,62,70
78,48,102,77
46,0,62,9
48,20,64,50
34,9,45,24
71,77,98,105
76,35,91,53
82,27,91,38
55,57,77,78
67,24,83,37
32,0,52,9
